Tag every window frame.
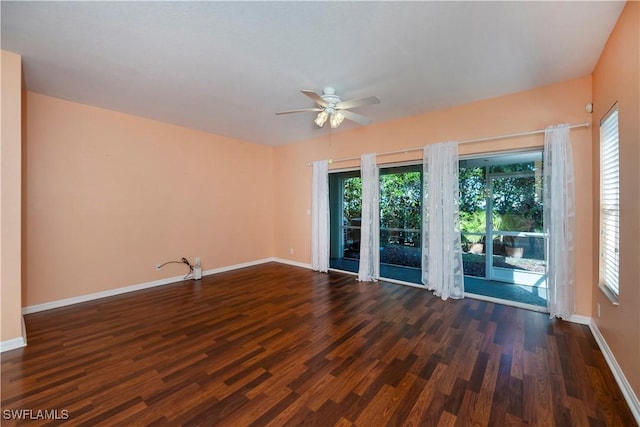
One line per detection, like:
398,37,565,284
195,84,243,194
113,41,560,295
598,102,620,304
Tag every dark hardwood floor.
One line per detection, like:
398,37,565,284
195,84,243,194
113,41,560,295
1,262,636,426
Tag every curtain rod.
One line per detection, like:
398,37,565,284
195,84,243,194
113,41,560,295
307,121,590,166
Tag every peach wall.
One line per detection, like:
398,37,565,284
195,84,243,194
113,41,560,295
1,50,23,342
592,1,640,398
24,92,274,306
274,76,594,315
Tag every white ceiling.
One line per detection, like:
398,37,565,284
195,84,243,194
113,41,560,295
1,1,625,146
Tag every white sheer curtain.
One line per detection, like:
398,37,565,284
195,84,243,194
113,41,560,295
311,160,329,273
544,125,576,319
358,153,380,281
422,142,464,300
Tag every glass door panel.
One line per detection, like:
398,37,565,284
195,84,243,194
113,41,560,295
489,173,546,285
459,166,487,278
378,165,422,282
329,171,361,273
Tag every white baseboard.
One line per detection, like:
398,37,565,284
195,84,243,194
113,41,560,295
589,319,640,424
0,336,26,352
568,314,591,325
0,316,28,353
272,258,313,270
22,258,275,315
202,258,275,275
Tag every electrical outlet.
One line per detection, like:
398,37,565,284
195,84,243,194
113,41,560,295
155,264,161,271
289,248,294,255
597,303,601,318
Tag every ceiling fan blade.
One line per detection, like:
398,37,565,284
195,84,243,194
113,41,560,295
275,108,323,115
336,96,381,110
340,109,373,125
301,90,327,107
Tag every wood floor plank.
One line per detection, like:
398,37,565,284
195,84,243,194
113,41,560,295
1,263,635,426
354,383,398,426
453,389,479,427
532,346,555,426
328,358,379,404
472,343,501,426
354,373,416,426
403,363,448,426
214,387,292,427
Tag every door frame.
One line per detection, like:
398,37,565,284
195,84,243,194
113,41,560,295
460,149,546,287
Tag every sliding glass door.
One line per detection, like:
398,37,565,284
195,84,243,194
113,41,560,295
329,164,422,281
459,151,547,305
328,151,546,306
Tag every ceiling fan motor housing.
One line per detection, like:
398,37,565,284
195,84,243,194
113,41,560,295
321,87,341,107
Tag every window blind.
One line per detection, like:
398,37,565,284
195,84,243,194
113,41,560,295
599,104,619,296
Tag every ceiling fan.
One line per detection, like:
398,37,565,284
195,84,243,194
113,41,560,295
276,87,380,128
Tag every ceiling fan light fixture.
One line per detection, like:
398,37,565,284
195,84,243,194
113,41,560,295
277,88,379,128
330,111,345,129
314,110,328,127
